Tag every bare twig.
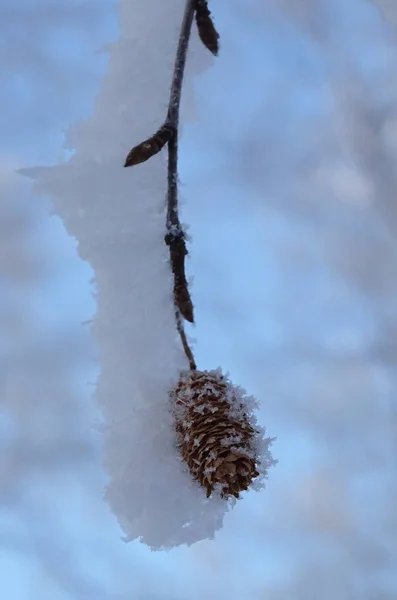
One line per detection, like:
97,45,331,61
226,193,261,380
123,0,221,367
165,230,194,323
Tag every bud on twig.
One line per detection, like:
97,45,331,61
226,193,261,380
195,0,220,56
122,1,275,503
165,230,194,323
124,123,175,167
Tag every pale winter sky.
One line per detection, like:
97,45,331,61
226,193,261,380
1,0,397,599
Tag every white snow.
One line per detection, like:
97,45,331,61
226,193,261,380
21,0,250,549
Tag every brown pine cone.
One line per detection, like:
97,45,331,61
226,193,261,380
171,369,261,499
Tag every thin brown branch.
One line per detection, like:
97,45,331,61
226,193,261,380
175,310,197,370
165,0,197,367
161,0,197,333
123,0,217,369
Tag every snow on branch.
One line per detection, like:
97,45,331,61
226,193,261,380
22,0,275,549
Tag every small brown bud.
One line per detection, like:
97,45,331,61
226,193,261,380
124,123,175,167
195,0,220,56
165,231,194,324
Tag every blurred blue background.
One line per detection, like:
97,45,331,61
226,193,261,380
1,0,397,598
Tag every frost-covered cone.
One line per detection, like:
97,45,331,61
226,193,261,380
172,369,276,498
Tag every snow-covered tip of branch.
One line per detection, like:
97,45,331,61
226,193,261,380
195,0,220,56
124,122,175,167
171,368,277,499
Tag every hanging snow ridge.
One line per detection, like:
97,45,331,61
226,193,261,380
22,0,230,549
